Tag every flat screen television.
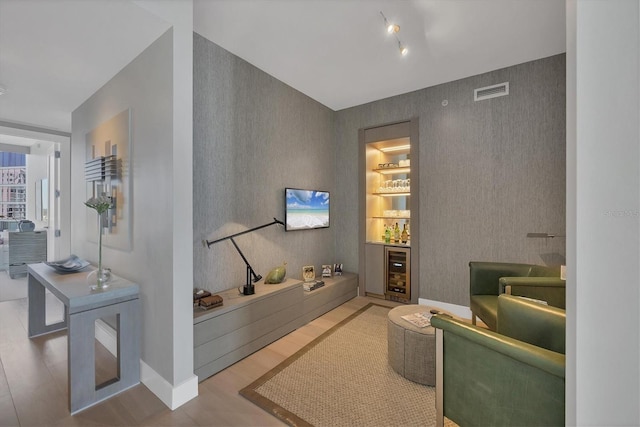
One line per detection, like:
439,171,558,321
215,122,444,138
285,188,330,231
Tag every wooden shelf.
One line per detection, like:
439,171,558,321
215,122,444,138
371,216,411,220
373,192,410,197
373,166,410,175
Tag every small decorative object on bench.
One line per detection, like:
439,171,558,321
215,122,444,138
199,294,223,310
303,280,324,292
302,265,315,282
193,288,211,307
333,263,343,276
264,262,287,284
321,264,332,278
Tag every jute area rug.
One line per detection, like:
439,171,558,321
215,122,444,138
240,303,455,427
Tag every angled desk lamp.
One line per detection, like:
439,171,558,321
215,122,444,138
203,218,284,295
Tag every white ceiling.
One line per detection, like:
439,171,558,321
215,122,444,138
0,0,566,137
0,0,171,135
195,0,566,111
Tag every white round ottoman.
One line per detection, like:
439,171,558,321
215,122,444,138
387,304,436,386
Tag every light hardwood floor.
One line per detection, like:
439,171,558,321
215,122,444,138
0,294,401,426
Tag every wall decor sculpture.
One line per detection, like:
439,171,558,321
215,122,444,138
85,108,132,251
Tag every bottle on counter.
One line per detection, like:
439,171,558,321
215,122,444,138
384,225,391,243
401,224,408,244
394,222,400,243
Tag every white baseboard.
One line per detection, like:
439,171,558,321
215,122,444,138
418,297,472,320
94,320,199,410
140,360,198,410
95,319,118,356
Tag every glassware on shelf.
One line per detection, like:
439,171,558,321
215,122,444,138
380,210,411,218
377,179,411,193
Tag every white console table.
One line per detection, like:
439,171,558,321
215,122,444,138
27,263,140,414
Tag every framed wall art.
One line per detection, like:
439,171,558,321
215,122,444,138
85,108,132,251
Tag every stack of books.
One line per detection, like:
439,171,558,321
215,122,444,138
193,289,224,310
303,280,325,292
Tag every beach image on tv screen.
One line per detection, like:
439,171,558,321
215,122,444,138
286,189,329,230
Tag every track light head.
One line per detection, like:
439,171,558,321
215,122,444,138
399,42,408,56
380,11,399,34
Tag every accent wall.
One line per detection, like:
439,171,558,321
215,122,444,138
334,54,566,307
193,33,336,293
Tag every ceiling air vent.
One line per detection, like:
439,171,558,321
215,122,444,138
474,82,509,101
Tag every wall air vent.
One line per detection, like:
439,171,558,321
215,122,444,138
474,82,509,101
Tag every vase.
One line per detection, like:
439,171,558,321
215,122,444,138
88,267,111,291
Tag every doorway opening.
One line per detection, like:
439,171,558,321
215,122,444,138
0,127,70,302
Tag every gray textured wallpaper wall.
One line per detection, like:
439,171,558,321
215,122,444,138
335,54,566,306
193,34,335,293
193,34,565,306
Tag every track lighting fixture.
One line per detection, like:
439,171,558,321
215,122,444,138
380,11,408,57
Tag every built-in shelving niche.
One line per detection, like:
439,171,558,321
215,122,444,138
358,119,419,304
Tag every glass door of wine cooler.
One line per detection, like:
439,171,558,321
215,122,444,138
384,246,410,302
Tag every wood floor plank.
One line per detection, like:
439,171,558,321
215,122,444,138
108,384,170,425
46,358,69,396
11,379,69,426
0,339,57,393
138,407,199,427
0,394,19,427
180,389,285,427
37,331,68,368
0,359,10,400
1,295,391,426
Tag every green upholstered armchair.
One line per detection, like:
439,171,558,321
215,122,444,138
432,295,566,427
469,261,564,331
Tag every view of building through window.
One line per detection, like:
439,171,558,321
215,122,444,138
0,152,27,221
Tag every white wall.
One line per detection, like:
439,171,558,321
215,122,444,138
25,142,52,230
71,0,196,408
71,28,174,383
134,0,196,406
567,0,640,424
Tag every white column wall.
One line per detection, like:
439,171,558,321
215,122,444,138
133,0,196,408
567,0,640,424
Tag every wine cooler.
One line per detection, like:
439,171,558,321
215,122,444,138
384,246,410,302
